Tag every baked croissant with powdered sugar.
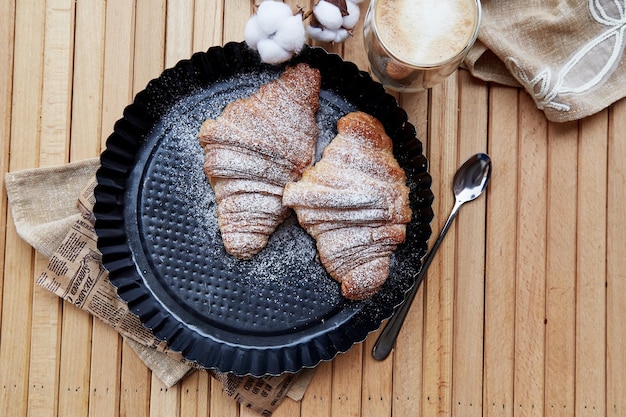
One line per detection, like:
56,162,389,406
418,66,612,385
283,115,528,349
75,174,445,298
283,111,413,300
198,63,321,259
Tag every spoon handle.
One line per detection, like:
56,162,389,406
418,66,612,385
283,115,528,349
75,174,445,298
372,199,463,361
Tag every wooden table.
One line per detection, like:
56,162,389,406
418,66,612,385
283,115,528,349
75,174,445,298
1,1,624,416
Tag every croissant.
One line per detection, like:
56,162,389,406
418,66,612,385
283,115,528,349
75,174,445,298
198,63,321,259
283,111,412,300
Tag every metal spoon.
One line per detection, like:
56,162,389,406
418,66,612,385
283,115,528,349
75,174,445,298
372,152,492,361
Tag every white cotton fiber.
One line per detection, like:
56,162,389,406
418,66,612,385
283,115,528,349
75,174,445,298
244,16,265,49
342,1,360,29
246,0,363,58
314,0,344,30
333,28,351,43
306,25,338,43
256,0,294,35
257,38,292,64
273,14,306,52
244,0,308,64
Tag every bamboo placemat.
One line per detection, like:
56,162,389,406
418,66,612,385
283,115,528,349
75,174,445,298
1,1,625,416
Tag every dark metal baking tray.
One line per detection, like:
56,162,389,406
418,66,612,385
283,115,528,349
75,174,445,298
93,42,433,377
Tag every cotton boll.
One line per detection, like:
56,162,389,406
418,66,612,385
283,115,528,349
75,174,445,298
273,14,306,52
244,16,266,49
244,0,305,64
342,1,360,29
306,25,338,43
314,0,344,30
257,38,293,64
256,0,294,35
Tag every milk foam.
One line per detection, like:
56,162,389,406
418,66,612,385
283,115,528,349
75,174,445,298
376,0,477,66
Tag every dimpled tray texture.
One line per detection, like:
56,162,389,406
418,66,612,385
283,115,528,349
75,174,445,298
93,42,433,377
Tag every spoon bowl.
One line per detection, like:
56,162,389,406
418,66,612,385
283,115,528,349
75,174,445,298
454,153,491,203
372,152,492,361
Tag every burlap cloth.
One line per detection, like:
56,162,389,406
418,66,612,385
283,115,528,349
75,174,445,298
465,0,626,122
5,158,314,416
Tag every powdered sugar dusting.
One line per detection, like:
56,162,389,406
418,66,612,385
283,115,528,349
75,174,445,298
197,64,321,259
127,66,425,334
131,69,355,330
282,112,413,300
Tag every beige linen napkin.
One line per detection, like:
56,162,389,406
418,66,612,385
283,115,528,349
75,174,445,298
465,0,626,122
5,158,314,416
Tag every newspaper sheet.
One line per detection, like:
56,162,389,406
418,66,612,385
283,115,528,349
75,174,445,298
35,176,309,415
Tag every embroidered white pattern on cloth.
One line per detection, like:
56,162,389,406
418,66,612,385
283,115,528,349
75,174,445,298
464,0,626,122
505,0,626,113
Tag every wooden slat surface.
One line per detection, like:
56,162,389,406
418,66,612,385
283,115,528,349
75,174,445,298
1,1,624,416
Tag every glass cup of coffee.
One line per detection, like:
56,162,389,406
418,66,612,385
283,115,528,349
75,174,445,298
363,0,481,92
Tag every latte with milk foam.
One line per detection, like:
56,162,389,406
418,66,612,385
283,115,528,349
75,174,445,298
376,0,478,66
